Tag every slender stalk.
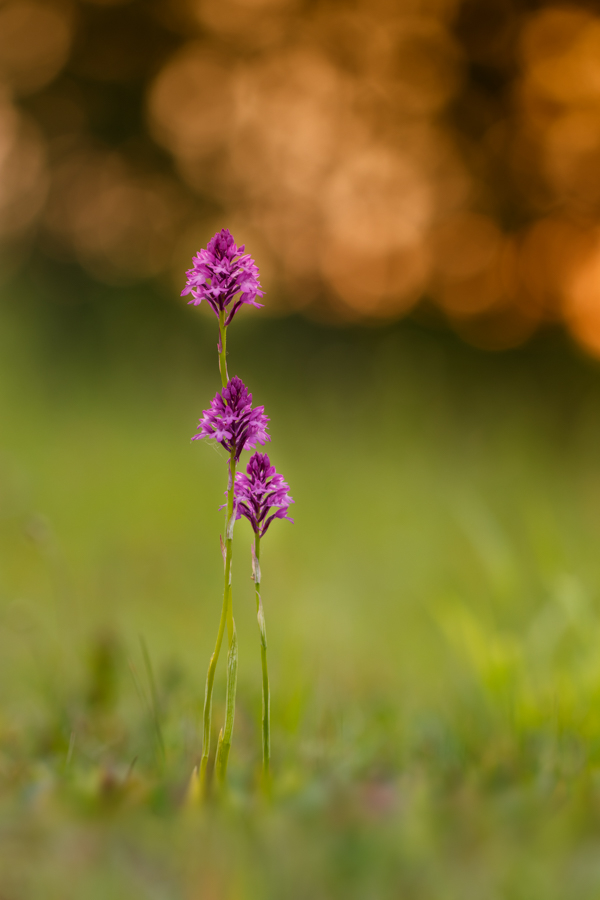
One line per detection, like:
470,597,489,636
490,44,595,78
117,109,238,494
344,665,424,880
253,535,270,778
199,316,241,792
218,312,228,388
214,443,239,784
199,448,237,790
215,622,238,784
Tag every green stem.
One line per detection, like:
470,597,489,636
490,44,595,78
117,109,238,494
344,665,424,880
218,312,228,388
253,535,270,778
199,449,237,790
215,622,238,785
214,446,239,784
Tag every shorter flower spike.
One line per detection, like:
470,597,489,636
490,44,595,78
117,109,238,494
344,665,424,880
193,376,270,462
233,453,294,537
181,228,264,325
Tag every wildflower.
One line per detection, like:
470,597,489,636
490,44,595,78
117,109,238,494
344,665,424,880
181,228,264,325
234,452,294,537
193,376,270,461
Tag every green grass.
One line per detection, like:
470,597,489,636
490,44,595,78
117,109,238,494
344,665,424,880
3,290,600,897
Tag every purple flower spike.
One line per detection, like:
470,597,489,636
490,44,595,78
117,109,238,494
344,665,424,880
181,228,264,325
233,452,294,537
193,376,270,461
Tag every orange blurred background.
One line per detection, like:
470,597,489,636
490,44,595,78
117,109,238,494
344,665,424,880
3,0,600,353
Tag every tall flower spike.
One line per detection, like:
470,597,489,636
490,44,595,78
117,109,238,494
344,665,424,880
194,376,270,462
181,228,264,325
234,452,294,537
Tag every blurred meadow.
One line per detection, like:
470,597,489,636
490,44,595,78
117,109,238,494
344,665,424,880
5,0,600,896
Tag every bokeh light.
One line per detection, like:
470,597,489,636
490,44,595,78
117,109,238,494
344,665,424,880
0,0,73,95
0,90,47,241
6,0,600,354
42,146,191,283
564,230,600,356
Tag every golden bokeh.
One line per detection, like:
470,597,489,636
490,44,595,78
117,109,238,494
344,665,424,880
0,90,47,240
0,0,73,95
564,232,600,356
6,0,600,355
42,147,191,284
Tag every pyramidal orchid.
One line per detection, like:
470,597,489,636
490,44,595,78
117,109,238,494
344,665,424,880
193,377,270,463
182,228,264,384
193,378,271,787
234,453,294,776
234,452,294,537
186,228,291,795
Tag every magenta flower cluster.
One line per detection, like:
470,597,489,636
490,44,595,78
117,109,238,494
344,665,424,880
188,228,293,784
234,452,294,537
193,376,270,462
181,228,264,325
